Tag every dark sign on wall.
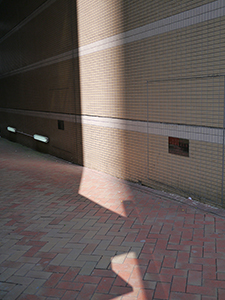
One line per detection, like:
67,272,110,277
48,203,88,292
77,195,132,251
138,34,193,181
168,137,189,157
58,120,64,130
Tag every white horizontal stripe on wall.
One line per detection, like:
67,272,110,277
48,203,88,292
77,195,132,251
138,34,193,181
0,108,223,145
0,0,224,78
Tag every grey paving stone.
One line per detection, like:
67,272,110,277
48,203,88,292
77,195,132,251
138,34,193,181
23,279,46,294
79,261,97,275
2,284,26,300
95,256,111,269
0,268,17,281
26,270,52,279
14,263,34,276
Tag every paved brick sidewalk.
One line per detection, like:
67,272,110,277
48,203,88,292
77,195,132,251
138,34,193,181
0,138,225,300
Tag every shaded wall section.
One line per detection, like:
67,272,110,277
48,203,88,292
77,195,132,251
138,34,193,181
0,2,144,297
0,0,83,165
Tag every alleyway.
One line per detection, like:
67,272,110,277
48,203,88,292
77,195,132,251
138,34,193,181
0,138,225,300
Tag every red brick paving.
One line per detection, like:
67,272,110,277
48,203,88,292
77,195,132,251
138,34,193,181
0,138,225,299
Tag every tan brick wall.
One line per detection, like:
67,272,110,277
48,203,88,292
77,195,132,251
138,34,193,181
147,135,223,203
1,0,224,206
0,0,77,73
82,124,223,204
82,124,147,181
76,0,215,46
79,16,225,126
0,59,79,113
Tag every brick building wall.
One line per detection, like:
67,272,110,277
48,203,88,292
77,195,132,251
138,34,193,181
0,0,224,205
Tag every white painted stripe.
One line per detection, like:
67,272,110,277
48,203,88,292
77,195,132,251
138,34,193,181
0,0,224,78
0,108,223,145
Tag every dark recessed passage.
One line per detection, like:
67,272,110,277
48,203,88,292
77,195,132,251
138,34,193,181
168,137,189,157
58,120,64,130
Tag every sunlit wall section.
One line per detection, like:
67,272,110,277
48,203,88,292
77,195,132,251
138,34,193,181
77,0,225,206
76,0,128,178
